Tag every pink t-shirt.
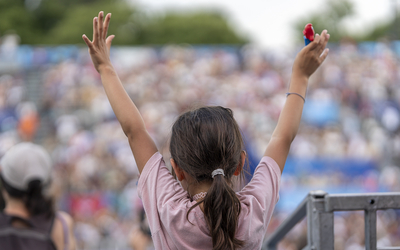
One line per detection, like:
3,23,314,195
138,152,281,250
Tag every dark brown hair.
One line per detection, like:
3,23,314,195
170,106,245,250
0,175,55,218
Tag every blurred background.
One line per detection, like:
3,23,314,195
0,0,400,249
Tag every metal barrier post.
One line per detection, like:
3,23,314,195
365,209,377,250
307,191,334,250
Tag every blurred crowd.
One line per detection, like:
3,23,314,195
0,38,400,249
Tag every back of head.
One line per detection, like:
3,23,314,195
0,142,54,218
170,106,245,250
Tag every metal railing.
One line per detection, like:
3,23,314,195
262,191,400,250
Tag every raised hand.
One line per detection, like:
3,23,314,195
264,29,330,172
81,11,158,173
82,11,115,73
293,29,330,79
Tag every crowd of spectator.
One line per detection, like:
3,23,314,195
0,38,399,249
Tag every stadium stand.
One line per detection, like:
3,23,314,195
0,42,399,249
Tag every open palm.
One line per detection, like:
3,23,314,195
82,11,115,73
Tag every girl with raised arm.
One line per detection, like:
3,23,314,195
83,11,330,250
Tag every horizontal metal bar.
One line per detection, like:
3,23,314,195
325,193,400,212
263,195,309,249
377,247,400,250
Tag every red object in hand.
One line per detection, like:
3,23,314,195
303,23,315,42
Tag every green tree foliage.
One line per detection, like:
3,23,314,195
45,2,136,45
0,0,137,45
0,0,37,43
293,0,354,43
360,16,400,42
0,0,247,45
136,12,247,45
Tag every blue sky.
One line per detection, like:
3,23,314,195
132,0,395,49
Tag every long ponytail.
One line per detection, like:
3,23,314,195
203,174,244,250
170,106,247,249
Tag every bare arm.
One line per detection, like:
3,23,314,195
264,30,330,172
51,212,76,250
82,12,157,172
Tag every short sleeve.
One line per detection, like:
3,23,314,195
137,152,188,235
238,156,281,218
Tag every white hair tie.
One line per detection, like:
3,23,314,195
211,169,225,178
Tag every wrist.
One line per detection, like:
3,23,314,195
98,63,115,75
291,70,310,83
288,72,309,97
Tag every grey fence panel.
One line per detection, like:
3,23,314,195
262,192,400,250
263,195,309,250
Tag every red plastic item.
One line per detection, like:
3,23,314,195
303,23,315,42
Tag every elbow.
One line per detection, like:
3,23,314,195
120,123,132,137
119,120,145,138
271,133,294,148
272,129,298,145
123,125,147,140
121,126,131,138
289,133,297,144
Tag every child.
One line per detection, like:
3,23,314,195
83,11,330,250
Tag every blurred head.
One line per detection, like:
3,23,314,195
0,142,54,218
170,106,245,250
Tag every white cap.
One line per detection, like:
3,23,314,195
0,142,52,191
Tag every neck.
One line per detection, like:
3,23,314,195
189,181,212,198
4,198,30,218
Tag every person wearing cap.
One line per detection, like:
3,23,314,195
0,142,76,250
